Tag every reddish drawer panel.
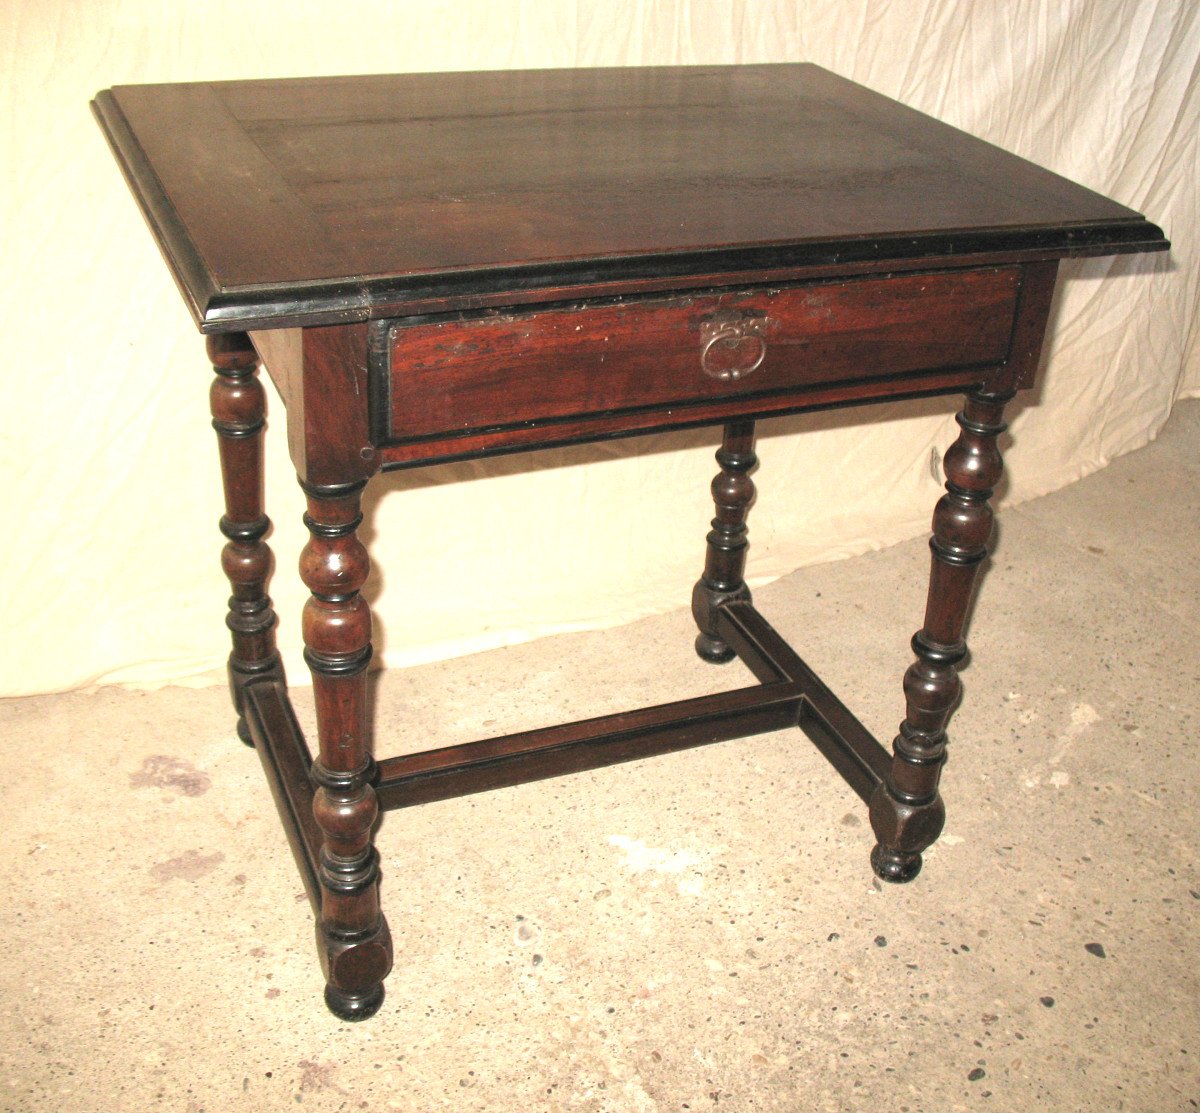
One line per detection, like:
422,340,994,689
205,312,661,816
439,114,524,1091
383,267,1020,443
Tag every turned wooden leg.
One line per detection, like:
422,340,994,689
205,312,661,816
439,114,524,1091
869,388,1013,882
208,334,285,745
692,419,757,662
300,478,393,1020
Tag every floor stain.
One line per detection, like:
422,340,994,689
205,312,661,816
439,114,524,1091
149,849,225,883
298,1059,344,1094
130,755,211,797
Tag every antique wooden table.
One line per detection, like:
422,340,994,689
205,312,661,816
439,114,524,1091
93,64,1167,1020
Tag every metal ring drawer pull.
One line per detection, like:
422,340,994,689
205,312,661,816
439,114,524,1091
699,312,769,381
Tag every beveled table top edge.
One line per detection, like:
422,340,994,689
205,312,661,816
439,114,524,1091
91,71,1169,335
191,224,1166,333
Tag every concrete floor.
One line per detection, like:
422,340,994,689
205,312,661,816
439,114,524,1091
2,400,1197,1113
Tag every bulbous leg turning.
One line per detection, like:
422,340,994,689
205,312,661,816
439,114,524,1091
208,333,285,746
870,389,1012,882
300,478,393,1018
692,420,757,662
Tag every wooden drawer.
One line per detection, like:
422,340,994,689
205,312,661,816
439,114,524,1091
378,267,1020,450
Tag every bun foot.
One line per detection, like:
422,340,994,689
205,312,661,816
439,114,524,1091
868,780,943,884
695,632,736,664
324,982,384,1022
871,843,923,884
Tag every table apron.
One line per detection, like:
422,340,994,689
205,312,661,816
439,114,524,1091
372,266,1025,467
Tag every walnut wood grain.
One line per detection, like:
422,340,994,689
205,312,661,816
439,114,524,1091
207,333,285,743
93,65,1168,1022
371,601,892,813
692,421,757,663
383,268,1019,444
375,364,988,469
92,65,1166,331
242,681,321,910
299,479,392,1021
869,389,1013,883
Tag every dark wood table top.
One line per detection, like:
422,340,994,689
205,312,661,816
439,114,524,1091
93,64,1167,333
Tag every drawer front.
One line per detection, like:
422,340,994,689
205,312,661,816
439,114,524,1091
382,267,1020,444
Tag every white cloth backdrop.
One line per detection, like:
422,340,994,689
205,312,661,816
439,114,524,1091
1,0,1196,697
